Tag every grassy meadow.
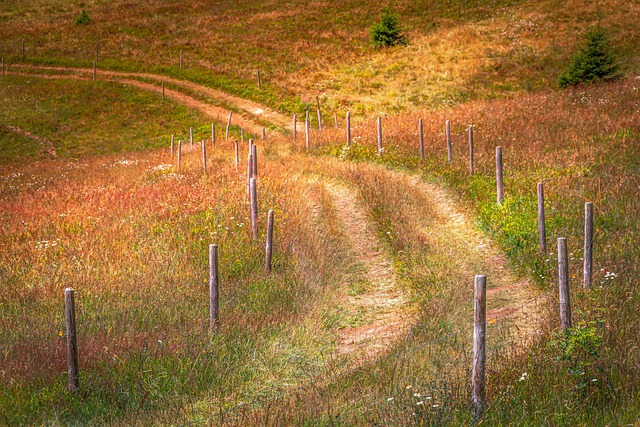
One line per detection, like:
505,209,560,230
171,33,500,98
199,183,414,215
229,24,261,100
1,0,640,425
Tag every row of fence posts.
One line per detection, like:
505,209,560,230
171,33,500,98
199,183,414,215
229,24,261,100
63,131,277,392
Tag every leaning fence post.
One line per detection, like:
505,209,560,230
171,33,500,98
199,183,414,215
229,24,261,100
316,95,322,131
558,237,572,332
64,288,79,392
418,118,424,160
225,111,232,142
293,114,297,143
496,146,504,204
209,244,219,332
346,111,351,147
584,202,594,289
446,120,452,162
265,210,275,273
468,125,474,176
250,178,258,240
377,116,383,156
472,275,486,424
537,183,546,254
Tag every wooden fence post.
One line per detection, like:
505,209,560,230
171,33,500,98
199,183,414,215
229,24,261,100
446,119,452,163
202,140,207,173
472,275,486,424
251,143,258,177
177,140,182,171
558,237,572,332
293,114,297,143
265,210,275,273
211,123,215,148
334,113,338,129
162,82,165,100
468,125,474,176
584,202,594,289
250,178,258,240
537,183,546,254
241,128,245,143
305,116,310,150
170,134,174,157
346,111,351,147
418,118,424,161
316,95,322,131
257,70,262,89
262,127,266,141
496,146,504,205
377,116,382,156
64,288,79,392
209,244,219,332
189,127,193,149
225,111,232,142
246,150,253,198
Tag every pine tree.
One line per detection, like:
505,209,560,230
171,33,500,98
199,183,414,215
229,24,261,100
371,8,407,48
559,27,620,88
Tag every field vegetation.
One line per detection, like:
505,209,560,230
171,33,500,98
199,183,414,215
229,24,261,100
1,0,639,425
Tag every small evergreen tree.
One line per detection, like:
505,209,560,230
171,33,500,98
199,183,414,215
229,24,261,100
559,27,620,88
371,7,407,48
75,10,92,26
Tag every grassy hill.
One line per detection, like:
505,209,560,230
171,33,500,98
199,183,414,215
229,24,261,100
1,0,639,425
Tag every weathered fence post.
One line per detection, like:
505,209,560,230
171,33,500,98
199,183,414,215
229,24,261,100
189,127,193,149
93,61,96,81
472,275,486,424
316,95,322,131
246,149,253,198
558,237,572,332
170,134,174,157
177,140,182,171
257,70,262,89
584,202,594,289
250,178,258,240
418,118,424,161
64,288,79,392
251,143,258,177
305,115,310,150
262,127,266,141
346,111,351,146
446,119,452,162
225,111,232,142
162,82,165,100
241,128,245,143
293,114,297,143
179,49,183,70
468,125,474,176
265,210,275,273
377,116,383,156
211,123,215,147
537,183,546,254
202,140,207,173
209,244,219,332
496,146,504,205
